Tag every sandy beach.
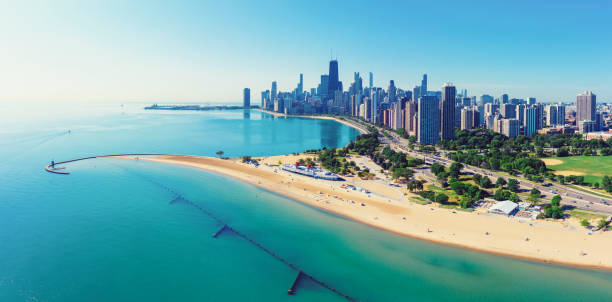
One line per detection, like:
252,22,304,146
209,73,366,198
131,154,612,270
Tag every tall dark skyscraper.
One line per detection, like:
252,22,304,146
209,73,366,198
388,80,397,103
328,60,339,97
271,81,277,100
421,74,427,96
501,94,509,104
418,96,440,144
440,82,456,140
576,91,596,123
369,72,373,88
298,73,303,93
243,88,251,108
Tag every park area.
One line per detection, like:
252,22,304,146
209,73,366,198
541,156,612,184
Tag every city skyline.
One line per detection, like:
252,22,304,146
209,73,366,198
1,1,611,104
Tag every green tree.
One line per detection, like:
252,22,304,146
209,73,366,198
551,195,562,207
507,179,520,192
556,147,569,157
479,176,492,188
495,177,507,188
449,162,464,179
450,181,466,195
558,175,565,185
597,219,609,231
436,172,448,182
602,175,612,193
435,193,449,204
416,180,424,192
392,168,414,180
430,163,445,176
493,189,511,201
580,219,590,227
528,188,540,205
510,193,520,203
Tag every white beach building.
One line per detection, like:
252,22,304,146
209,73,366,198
488,200,518,216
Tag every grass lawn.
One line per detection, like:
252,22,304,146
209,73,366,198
541,156,612,184
568,210,607,221
566,184,612,198
407,196,431,205
426,184,460,203
439,204,474,212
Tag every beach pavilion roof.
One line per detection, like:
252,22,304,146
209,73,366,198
488,200,518,216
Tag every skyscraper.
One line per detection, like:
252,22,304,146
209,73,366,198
528,97,536,105
502,119,520,138
500,103,516,119
328,60,339,97
412,86,421,101
534,103,544,130
369,72,373,88
388,80,397,103
501,94,509,104
243,88,251,108
524,107,537,137
418,96,440,144
271,81,277,100
421,74,427,96
576,91,596,123
370,90,378,123
440,83,456,140
516,104,526,124
364,97,372,122
479,94,494,106
461,108,474,130
545,105,566,126
298,73,303,94
318,75,329,98
405,100,417,135
484,103,498,116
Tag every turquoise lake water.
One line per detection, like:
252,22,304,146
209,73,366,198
1,103,611,301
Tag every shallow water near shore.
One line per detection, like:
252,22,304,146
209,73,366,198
1,103,611,301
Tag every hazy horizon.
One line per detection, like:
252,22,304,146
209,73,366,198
1,0,610,104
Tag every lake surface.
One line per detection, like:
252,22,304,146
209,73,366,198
1,103,611,301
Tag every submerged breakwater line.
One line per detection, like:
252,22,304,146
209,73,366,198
114,163,358,301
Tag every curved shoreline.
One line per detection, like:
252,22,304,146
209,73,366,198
131,155,612,270
45,153,612,270
251,108,369,134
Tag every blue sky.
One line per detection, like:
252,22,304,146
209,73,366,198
1,0,610,104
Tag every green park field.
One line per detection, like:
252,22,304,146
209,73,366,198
541,156,612,184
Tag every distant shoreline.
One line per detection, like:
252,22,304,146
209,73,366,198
251,108,369,134
145,104,258,111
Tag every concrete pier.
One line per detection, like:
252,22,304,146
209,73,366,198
287,270,303,295
44,153,169,175
212,225,228,238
